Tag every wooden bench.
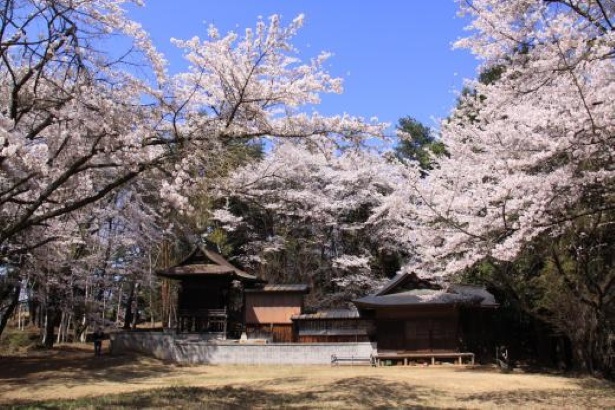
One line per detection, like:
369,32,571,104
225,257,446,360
331,354,376,366
374,351,475,366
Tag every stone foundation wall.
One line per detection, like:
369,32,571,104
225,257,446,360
110,332,376,365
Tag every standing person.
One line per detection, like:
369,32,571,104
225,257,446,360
93,328,104,356
497,345,512,373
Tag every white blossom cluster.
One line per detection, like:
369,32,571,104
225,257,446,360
214,141,420,293
412,0,615,273
0,3,385,262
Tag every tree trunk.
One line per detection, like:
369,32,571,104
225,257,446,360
131,283,140,329
123,280,136,330
73,313,87,343
56,311,65,345
0,284,21,338
41,308,57,348
56,311,71,344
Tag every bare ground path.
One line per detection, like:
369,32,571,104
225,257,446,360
0,344,613,409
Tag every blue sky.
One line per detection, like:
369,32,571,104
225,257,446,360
128,1,479,132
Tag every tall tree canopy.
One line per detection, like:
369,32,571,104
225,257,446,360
408,0,615,375
210,141,415,306
0,1,385,338
415,0,615,272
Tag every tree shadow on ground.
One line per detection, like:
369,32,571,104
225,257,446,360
457,379,615,409
323,377,451,409
6,381,453,410
452,364,499,372
0,345,176,388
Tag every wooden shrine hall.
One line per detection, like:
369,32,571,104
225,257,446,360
157,244,263,336
157,244,498,362
157,244,309,340
353,271,498,364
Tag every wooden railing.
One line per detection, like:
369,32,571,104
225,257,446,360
374,351,475,366
177,308,227,336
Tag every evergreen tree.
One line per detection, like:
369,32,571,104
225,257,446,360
394,117,447,174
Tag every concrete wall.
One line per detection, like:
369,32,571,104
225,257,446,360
111,332,375,365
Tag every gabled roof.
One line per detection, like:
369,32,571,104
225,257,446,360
157,244,260,282
373,272,438,296
354,271,497,308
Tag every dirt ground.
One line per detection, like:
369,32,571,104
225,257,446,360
0,343,613,409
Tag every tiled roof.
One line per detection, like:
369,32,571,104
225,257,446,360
353,272,498,308
246,284,310,293
354,286,497,308
297,328,369,336
157,244,259,282
291,309,361,320
161,264,234,275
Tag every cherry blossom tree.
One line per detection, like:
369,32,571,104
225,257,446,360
158,14,384,214
2,180,171,344
408,0,614,374
0,0,165,260
211,141,415,305
1,2,383,257
414,0,614,272
1,1,386,337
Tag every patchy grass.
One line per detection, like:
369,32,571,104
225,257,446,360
0,327,40,355
0,346,613,409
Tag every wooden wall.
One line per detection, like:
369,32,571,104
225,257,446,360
294,318,374,344
297,335,370,343
246,324,294,343
178,277,230,310
245,292,303,325
375,306,460,352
